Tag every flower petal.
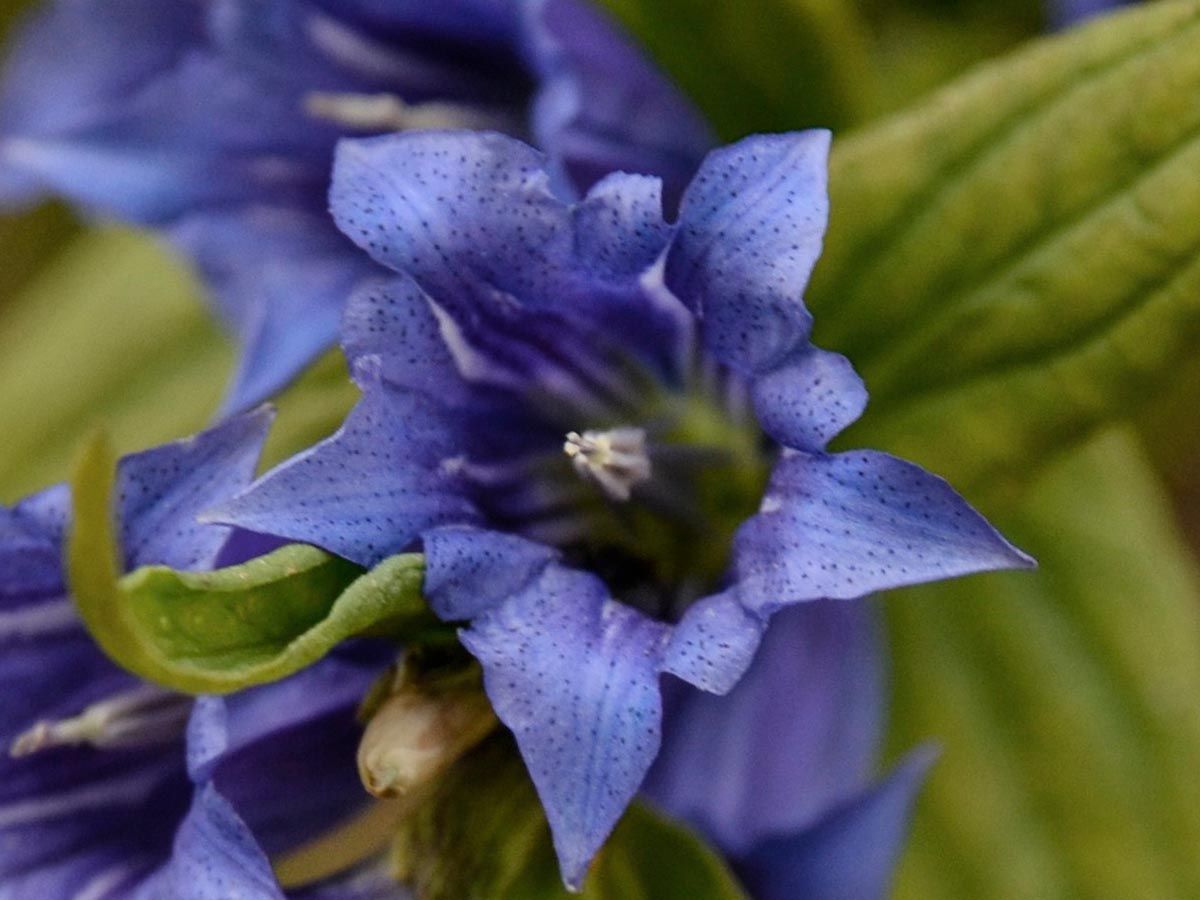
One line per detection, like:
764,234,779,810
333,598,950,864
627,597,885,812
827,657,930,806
340,275,466,402
207,378,476,568
172,207,377,412
645,600,884,855
131,783,284,900
659,589,765,695
330,130,567,309
2,49,333,223
0,738,189,885
211,0,524,104
0,414,274,892
0,842,157,899
0,0,200,134
734,450,1035,612
458,559,669,889
422,525,557,621
331,132,688,385
751,344,868,453
118,406,275,571
665,131,830,374
188,650,385,855
734,749,937,900
523,0,712,208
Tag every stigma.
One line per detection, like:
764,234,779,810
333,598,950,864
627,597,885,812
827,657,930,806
563,427,652,502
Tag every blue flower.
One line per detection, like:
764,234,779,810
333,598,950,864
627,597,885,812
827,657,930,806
646,599,935,900
0,413,398,897
0,0,713,411
209,128,1034,887
1048,0,1128,28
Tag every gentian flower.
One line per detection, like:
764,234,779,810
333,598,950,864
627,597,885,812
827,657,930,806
1048,0,1129,28
0,0,712,411
208,128,1034,887
0,414,399,897
646,599,935,900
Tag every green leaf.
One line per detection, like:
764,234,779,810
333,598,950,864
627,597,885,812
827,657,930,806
886,427,1200,900
0,226,359,501
396,737,748,900
0,228,232,500
593,0,876,135
67,433,439,695
806,1,1200,501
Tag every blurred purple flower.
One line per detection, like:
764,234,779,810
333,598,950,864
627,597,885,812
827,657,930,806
1048,0,1129,28
208,128,1032,887
647,600,935,900
0,412,405,898
0,0,712,411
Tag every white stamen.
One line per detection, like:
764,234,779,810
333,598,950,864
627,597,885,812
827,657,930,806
304,91,510,133
10,685,190,757
563,427,652,502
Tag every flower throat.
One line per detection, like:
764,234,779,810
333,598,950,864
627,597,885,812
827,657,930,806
472,368,771,623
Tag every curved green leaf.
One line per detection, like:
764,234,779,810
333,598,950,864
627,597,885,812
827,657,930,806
67,433,436,695
887,428,1200,900
397,737,748,900
807,0,1200,500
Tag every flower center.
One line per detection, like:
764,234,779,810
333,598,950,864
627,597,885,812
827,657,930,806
466,366,771,622
563,427,652,502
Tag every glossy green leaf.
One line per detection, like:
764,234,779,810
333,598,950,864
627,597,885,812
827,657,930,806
806,0,1200,501
67,433,439,695
886,428,1200,900
396,737,748,900
593,0,876,135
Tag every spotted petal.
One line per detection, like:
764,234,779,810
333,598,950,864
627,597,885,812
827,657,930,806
734,450,1034,613
427,530,670,889
751,344,868,453
665,131,830,375
330,132,687,380
0,414,273,896
646,599,885,856
119,407,274,571
134,652,399,900
207,376,476,568
191,650,386,855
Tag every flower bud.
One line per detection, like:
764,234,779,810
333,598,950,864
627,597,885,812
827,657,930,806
357,681,496,799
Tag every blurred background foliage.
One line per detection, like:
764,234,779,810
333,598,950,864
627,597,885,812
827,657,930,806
7,1,1200,899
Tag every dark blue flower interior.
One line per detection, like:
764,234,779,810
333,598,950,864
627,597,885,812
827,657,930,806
443,305,772,622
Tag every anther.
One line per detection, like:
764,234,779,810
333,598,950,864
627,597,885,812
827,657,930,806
9,685,190,757
563,427,652,502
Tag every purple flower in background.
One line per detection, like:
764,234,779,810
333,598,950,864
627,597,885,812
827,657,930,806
0,0,712,411
1048,0,1129,28
209,128,1033,887
647,600,935,900
0,415,396,898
